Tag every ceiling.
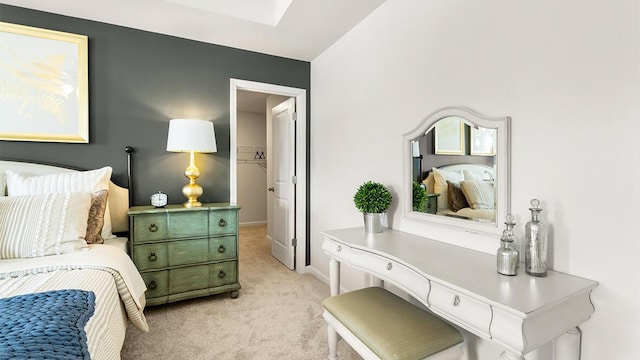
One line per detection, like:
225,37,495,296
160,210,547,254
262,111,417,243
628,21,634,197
1,0,386,61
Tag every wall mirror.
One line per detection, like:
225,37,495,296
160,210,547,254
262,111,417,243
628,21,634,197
402,107,511,235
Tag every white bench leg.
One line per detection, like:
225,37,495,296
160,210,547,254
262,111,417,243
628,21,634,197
328,324,339,360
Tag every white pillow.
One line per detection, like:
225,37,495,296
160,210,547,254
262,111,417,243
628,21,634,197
463,169,484,182
432,167,464,210
460,180,495,209
0,192,91,259
5,167,115,239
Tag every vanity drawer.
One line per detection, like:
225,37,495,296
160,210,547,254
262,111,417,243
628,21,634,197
429,282,492,338
322,238,352,262
351,249,430,302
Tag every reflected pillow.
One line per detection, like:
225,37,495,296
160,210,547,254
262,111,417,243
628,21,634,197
432,167,464,210
5,167,115,240
462,169,484,182
0,192,91,259
446,180,469,212
460,180,495,210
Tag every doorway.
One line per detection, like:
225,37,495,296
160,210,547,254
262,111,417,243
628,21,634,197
230,79,307,274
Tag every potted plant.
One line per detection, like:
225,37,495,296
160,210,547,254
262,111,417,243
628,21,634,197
353,181,393,233
412,181,427,212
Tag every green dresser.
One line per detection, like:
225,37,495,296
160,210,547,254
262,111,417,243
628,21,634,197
128,203,241,306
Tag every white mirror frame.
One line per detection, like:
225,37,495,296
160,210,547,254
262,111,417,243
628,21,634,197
402,106,511,236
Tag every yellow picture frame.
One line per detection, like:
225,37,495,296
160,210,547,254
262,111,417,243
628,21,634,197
434,116,465,155
0,22,88,143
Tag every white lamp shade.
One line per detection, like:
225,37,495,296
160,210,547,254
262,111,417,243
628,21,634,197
166,119,217,153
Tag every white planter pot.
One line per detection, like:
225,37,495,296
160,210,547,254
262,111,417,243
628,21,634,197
363,213,385,233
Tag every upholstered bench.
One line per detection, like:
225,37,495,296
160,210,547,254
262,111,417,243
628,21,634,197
322,287,464,360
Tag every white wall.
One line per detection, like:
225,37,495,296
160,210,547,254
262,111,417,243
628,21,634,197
310,0,639,359
237,111,267,224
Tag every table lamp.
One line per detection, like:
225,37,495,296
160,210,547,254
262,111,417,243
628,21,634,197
166,119,217,207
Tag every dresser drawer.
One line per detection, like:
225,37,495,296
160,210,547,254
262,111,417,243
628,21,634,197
209,210,238,236
168,238,209,266
140,270,169,298
133,243,168,270
429,282,492,338
168,210,208,238
169,264,210,294
132,214,167,241
209,261,238,287
351,249,430,302
209,236,237,261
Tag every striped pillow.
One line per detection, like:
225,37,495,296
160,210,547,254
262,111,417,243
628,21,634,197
0,192,91,259
5,167,115,239
460,180,495,210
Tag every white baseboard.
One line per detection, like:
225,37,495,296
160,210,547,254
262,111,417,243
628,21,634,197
305,265,350,294
239,221,267,227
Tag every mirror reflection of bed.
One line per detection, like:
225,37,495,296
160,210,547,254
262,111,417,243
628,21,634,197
411,116,497,223
421,163,495,222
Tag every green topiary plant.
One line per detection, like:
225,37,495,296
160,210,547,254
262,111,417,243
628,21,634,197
353,181,393,214
412,181,427,212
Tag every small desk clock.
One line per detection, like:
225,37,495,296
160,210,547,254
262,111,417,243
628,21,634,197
150,191,168,208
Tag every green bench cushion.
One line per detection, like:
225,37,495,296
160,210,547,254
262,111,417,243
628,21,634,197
322,287,463,360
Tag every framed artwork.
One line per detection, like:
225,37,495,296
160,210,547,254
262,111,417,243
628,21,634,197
434,116,465,155
470,127,497,156
0,22,88,143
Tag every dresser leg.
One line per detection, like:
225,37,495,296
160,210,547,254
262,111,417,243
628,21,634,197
329,259,341,296
327,324,339,360
554,327,582,360
500,351,524,360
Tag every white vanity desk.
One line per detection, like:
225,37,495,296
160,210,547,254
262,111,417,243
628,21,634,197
321,227,598,360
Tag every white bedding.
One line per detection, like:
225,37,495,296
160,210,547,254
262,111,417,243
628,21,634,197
0,244,148,359
437,207,495,222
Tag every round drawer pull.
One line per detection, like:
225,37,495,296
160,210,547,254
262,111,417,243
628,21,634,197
386,262,393,271
336,245,342,252
148,252,157,261
218,218,228,227
218,270,226,278
148,280,157,290
453,295,461,307
218,244,226,253
148,223,158,232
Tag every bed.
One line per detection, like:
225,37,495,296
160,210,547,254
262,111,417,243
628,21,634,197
422,163,496,222
0,159,148,359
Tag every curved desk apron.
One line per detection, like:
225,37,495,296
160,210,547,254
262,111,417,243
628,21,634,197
321,227,598,360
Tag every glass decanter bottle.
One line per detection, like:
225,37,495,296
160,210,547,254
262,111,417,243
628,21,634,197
503,213,520,262
496,214,519,276
525,199,548,277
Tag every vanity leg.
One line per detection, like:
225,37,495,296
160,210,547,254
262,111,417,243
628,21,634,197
554,327,582,360
327,324,339,360
370,275,384,288
329,258,341,296
500,351,524,360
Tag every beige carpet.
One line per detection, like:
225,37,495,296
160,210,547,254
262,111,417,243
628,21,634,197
121,225,361,360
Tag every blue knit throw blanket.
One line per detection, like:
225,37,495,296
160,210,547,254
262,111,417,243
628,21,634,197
0,289,96,360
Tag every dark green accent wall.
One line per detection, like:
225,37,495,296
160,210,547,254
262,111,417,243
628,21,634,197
0,5,311,264
0,7,309,199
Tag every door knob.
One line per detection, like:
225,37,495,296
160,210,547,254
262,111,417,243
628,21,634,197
268,187,275,192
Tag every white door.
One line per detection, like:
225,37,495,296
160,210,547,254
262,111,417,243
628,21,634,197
270,98,296,269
